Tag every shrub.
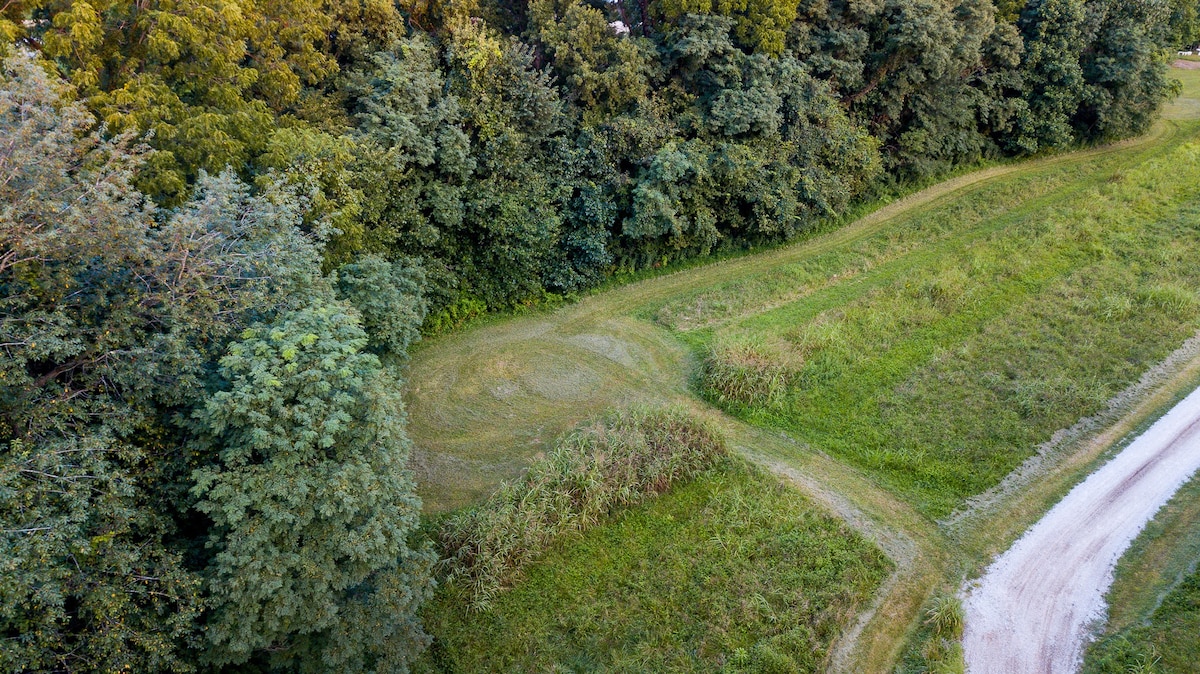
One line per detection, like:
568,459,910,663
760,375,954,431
437,407,727,609
423,295,488,335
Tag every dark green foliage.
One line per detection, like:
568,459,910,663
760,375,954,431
437,407,727,609
618,15,880,256
1167,0,1200,48
335,255,428,359
345,30,579,314
0,56,306,671
1015,0,1088,151
0,54,433,672
190,301,435,671
1076,0,1176,141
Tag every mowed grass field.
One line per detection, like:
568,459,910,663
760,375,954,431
405,67,1200,672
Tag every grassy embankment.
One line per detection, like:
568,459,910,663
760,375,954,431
1082,470,1200,673
406,67,1200,672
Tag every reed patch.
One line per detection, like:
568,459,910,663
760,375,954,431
436,407,727,610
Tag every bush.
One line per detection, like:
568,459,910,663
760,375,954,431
437,407,727,609
423,296,488,335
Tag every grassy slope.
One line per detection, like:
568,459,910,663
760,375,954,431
1082,471,1200,673
419,460,891,673
404,67,1200,672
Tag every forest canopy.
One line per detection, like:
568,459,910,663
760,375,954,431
2,0,1190,323
0,0,1192,668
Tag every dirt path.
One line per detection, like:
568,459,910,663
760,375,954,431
962,384,1200,673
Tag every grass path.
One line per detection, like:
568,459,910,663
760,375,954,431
404,70,1200,672
407,119,1178,511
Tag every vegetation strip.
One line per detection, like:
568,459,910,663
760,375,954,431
1085,473,1200,673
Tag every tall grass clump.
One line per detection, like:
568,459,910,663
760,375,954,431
899,595,965,673
703,340,799,407
437,407,727,609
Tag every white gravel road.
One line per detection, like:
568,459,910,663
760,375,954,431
962,384,1200,673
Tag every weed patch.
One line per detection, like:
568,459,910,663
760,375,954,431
703,339,801,407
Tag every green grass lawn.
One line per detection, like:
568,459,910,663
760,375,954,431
417,460,891,673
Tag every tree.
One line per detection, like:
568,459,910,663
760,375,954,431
528,0,656,122
335,255,428,360
652,0,803,55
1076,0,1175,141
1166,0,1200,48
0,52,435,672
622,16,879,255
0,53,317,671
0,53,204,672
189,301,435,672
19,0,338,202
1015,0,1087,151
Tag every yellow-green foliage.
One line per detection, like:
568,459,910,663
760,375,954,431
652,0,801,54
